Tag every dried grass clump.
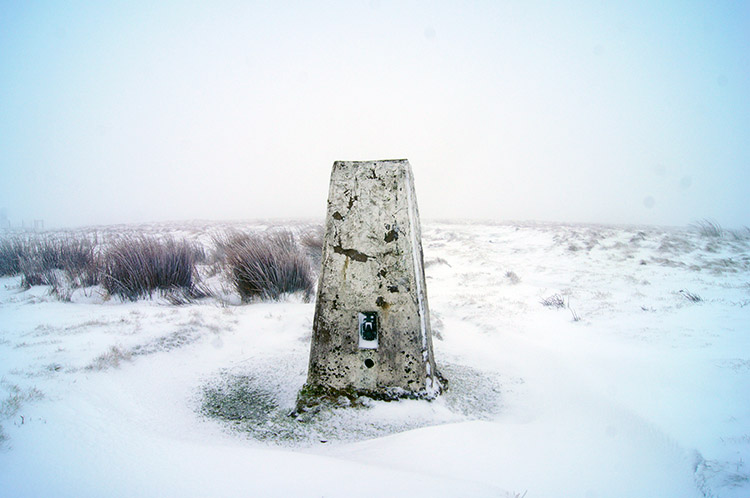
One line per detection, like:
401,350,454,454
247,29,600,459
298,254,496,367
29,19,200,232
299,225,324,271
18,236,100,289
102,235,200,300
217,230,314,301
4,226,320,305
0,382,44,419
505,270,520,284
728,227,750,241
679,289,703,303
0,234,101,293
540,294,566,308
0,236,28,276
86,346,132,370
691,219,724,238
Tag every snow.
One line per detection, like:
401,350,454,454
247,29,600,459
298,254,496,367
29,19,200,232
1,221,748,497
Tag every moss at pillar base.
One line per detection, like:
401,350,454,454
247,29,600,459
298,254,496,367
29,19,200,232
291,373,448,419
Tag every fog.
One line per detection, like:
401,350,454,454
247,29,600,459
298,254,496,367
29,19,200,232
1,1,748,229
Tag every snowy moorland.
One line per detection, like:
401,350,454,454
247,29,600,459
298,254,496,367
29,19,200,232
1,220,749,497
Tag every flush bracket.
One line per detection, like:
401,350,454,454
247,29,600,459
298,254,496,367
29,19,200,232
358,311,378,349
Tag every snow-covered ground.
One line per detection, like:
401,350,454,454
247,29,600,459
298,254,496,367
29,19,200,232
1,221,748,497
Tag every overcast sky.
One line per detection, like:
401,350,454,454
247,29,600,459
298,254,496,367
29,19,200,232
1,1,748,228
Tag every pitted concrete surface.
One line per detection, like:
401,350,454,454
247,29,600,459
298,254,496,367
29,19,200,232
306,160,441,398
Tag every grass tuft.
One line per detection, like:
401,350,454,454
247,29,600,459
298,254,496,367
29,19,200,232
31,237,98,287
1,235,100,285
102,236,201,300
0,236,28,276
505,270,520,284
540,294,566,308
299,226,324,272
691,219,724,238
86,346,132,370
0,382,44,419
216,230,314,302
680,289,703,303
728,227,750,241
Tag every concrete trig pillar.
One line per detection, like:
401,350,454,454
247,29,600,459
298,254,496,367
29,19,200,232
300,159,443,405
